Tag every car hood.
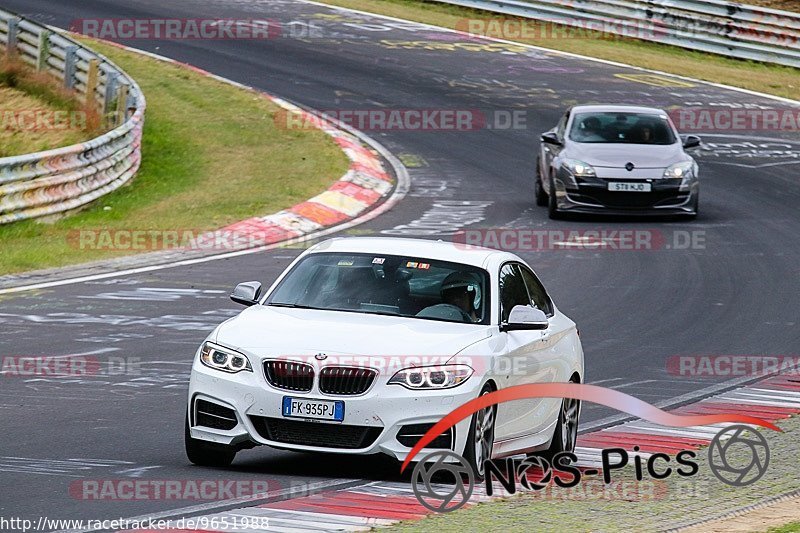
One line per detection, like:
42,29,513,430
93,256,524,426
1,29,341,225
569,142,685,169
214,305,493,356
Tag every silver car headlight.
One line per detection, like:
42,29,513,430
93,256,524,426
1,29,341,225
560,158,596,189
663,161,697,190
562,158,597,178
200,342,252,373
388,365,474,389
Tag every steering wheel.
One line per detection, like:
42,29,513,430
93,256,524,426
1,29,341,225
416,303,473,323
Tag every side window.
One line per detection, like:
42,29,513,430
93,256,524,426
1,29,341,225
499,264,531,323
519,266,554,317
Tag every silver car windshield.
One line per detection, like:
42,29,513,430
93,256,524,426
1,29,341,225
266,252,490,325
569,112,676,145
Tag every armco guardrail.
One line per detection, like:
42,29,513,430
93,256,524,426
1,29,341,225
434,0,800,68
0,9,144,224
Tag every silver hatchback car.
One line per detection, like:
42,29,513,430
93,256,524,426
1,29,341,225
536,105,701,218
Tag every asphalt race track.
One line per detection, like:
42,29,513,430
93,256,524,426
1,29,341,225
1,0,799,526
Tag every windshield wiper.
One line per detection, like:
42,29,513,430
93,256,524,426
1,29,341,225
268,302,316,309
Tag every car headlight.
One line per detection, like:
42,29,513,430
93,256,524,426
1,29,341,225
562,159,596,178
388,365,473,389
199,342,252,373
663,161,697,191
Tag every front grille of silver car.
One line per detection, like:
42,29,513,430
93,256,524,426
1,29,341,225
318,366,377,395
249,416,382,449
263,361,314,392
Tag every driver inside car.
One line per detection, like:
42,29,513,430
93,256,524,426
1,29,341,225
440,271,482,323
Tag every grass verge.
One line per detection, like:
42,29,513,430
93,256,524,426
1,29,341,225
0,37,349,275
0,58,103,157
319,0,799,100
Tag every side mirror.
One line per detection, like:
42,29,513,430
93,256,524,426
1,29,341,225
230,281,262,306
501,305,549,331
683,135,701,149
541,132,562,146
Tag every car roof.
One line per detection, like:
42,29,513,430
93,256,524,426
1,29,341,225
307,236,509,268
570,104,668,115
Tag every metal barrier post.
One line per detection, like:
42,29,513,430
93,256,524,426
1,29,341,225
115,83,129,126
36,29,51,70
6,17,18,55
86,58,100,106
63,45,77,88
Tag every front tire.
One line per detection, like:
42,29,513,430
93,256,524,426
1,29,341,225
547,176,561,220
535,157,548,207
540,393,580,460
463,384,496,480
185,417,237,467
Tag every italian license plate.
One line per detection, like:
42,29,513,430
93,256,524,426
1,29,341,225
608,182,651,192
282,396,344,421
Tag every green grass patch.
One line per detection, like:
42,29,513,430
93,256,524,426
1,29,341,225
770,522,800,532
0,57,103,156
0,38,349,275
319,0,799,100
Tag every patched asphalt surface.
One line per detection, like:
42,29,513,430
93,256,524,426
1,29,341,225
1,0,799,526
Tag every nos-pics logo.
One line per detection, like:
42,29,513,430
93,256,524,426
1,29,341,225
411,424,770,513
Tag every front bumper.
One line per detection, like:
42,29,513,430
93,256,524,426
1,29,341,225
553,173,698,216
187,358,481,461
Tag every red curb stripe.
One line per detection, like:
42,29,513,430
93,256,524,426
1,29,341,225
329,181,382,203
222,219,301,243
334,137,364,150
756,378,800,391
351,162,391,181
580,431,709,447
299,494,429,514
268,499,427,520
577,432,706,452
326,491,432,510
290,201,350,225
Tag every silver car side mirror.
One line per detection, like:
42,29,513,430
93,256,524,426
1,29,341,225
683,135,701,149
541,132,562,146
230,281,262,306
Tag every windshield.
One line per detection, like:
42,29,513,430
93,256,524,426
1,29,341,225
266,252,490,324
568,111,676,145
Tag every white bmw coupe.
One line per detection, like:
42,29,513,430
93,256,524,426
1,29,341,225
186,237,584,475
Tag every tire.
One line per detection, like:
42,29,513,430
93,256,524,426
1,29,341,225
185,416,237,467
547,176,561,220
462,384,496,480
535,157,548,207
536,391,580,461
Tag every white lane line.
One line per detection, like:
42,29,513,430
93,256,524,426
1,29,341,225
716,396,800,408
722,390,800,403
737,388,800,400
